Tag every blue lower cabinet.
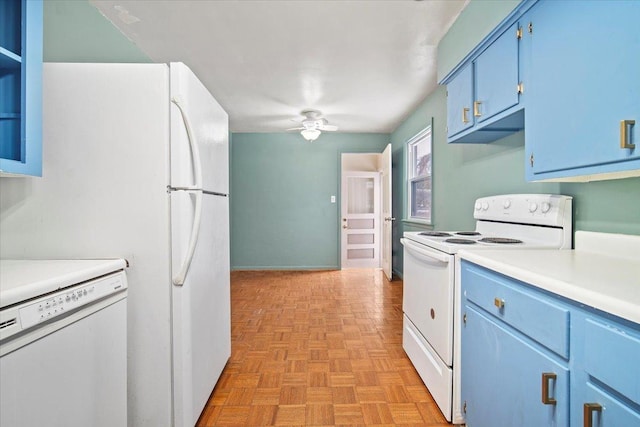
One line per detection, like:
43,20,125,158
571,314,640,427
461,305,569,427
578,384,640,427
461,260,640,426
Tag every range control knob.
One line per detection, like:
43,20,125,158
475,202,481,211
529,202,538,213
541,202,551,213
503,200,511,209
482,202,489,211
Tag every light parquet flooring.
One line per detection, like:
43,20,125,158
197,269,450,426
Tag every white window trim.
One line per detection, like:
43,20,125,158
406,125,432,225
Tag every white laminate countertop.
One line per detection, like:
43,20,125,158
457,248,640,324
0,259,127,309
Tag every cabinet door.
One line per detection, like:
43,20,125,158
580,385,640,427
526,0,640,179
461,305,569,427
446,64,473,138
475,23,520,123
571,314,640,427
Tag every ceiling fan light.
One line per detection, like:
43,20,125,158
301,128,321,141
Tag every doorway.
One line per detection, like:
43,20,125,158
340,146,392,277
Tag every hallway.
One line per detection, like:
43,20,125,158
197,269,450,426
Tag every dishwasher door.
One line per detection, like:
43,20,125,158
0,297,127,427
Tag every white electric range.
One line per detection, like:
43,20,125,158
400,194,573,424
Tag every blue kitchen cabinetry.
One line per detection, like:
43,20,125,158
572,313,640,427
0,0,43,176
460,260,640,427
445,64,473,138
460,261,569,427
443,15,529,143
524,0,640,181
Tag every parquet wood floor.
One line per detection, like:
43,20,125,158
197,269,450,426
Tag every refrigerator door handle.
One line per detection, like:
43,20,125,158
171,96,203,190
172,190,203,286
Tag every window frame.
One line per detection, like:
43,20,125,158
406,124,433,224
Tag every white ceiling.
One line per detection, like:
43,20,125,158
91,0,468,134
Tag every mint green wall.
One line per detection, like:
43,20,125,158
437,0,520,81
44,1,150,62
392,0,640,277
41,0,640,274
230,133,389,270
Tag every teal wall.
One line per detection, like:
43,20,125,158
40,0,640,274
44,0,150,62
391,0,640,277
437,0,521,81
230,133,389,270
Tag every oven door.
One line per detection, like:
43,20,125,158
401,237,455,365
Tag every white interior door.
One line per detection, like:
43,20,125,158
341,172,380,269
381,144,393,280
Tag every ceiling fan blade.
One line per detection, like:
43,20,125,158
285,126,304,131
319,124,338,131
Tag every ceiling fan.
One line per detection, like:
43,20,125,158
287,110,338,141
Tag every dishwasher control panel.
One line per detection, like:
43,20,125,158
0,272,127,342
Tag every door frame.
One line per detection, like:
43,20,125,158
381,143,393,280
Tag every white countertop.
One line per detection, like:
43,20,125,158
458,248,640,324
0,259,127,309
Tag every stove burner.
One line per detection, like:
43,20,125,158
419,231,452,237
479,237,523,244
455,231,481,236
445,238,477,244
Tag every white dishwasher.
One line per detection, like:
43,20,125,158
0,259,128,427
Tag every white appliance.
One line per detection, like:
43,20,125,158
0,259,128,427
400,194,573,424
0,63,230,427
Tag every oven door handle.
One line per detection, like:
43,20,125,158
401,238,451,264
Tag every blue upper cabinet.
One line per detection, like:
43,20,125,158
442,5,533,144
0,0,43,177
446,64,473,137
474,23,520,125
525,0,640,181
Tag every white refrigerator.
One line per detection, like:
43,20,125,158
0,63,230,427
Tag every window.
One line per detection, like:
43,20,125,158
407,124,432,223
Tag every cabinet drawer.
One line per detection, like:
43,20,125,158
461,262,569,358
583,318,640,406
